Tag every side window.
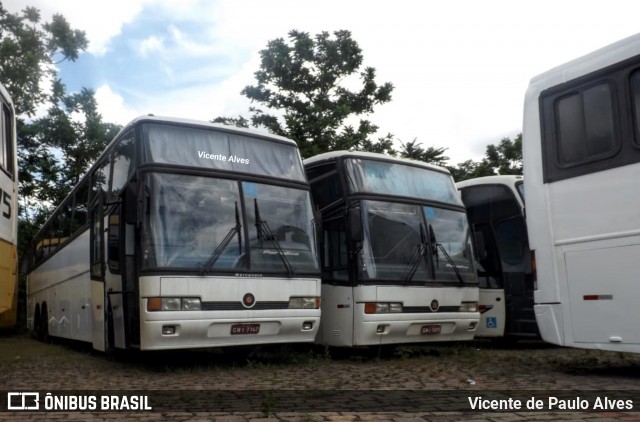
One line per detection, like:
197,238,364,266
307,163,343,210
111,132,134,199
1,102,13,176
631,70,640,146
322,217,349,281
555,83,617,166
108,206,121,273
91,158,112,202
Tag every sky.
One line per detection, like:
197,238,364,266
4,0,640,164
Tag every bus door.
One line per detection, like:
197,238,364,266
319,214,354,346
493,215,537,337
104,183,141,350
105,205,126,349
89,192,106,351
473,223,506,337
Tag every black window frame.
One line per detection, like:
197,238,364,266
540,53,640,183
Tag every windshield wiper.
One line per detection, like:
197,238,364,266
254,199,295,277
403,223,428,283
429,224,464,283
198,202,242,275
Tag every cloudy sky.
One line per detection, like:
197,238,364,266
4,0,640,164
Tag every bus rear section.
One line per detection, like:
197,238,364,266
306,151,480,347
523,33,640,353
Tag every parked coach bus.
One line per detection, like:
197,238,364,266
27,116,321,351
0,83,17,329
457,175,538,340
304,151,479,347
523,33,640,353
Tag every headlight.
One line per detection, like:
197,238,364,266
181,298,202,311
364,302,403,314
460,301,478,312
288,297,320,309
147,297,202,311
162,298,182,311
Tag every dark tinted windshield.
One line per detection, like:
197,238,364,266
142,173,318,274
358,200,476,283
345,158,462,205
142,123,306,181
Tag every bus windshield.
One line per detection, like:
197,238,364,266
142,173,318,274
142,123,306,181
359,200,476,283
344,158,462,206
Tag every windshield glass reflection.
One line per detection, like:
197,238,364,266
142,173,319,274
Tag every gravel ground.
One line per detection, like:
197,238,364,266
1,333,640,421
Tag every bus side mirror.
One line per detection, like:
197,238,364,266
125,182,138,224
348,207,363,243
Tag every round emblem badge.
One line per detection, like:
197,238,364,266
430,299,440,312
242,293,256,308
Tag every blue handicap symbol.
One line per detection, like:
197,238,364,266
486,317,497,329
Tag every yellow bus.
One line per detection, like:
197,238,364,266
0,83,17,328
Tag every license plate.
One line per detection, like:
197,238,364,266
230,324,260,335
421,324,441,335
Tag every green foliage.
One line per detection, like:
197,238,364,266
0,4,88,116
399,138,449,166
235,29,394,158
448,134,522,182
211,115,250,129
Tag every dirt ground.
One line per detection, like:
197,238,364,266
1,333,640,421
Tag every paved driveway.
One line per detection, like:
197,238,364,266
1,335,639,421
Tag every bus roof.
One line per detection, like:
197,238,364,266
303,150,451,175
456,175,523,189
528,32,640,94
116,115,299,146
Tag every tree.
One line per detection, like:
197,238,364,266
484,134,522,175
447,133,522,182
399,139,449,166
238,30,394,158
19,82,120,222
0,4,88,116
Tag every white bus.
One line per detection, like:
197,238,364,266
0,83,17,329
27,116,321,351
304,151,479,347
523,33,640,353
456,175,538,339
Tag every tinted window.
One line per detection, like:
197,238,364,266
143,123,306,181
310,172,343,210
555,83,617,166
111,132,134,198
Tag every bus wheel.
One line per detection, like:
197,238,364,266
40,303,49,343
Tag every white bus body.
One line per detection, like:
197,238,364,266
457,175,538,339
523,33,640,353
27,116,321,351
0,83,17,329
305,151,479,347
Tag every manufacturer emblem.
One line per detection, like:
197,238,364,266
242,293,256,308
430,299,440,312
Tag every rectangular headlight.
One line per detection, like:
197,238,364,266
289,297,320,309
161,298,181,311
389,303,403,313
460,301,478,312
182,298,201,311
